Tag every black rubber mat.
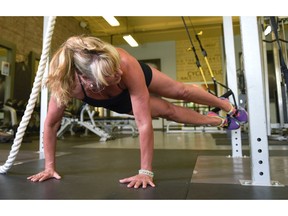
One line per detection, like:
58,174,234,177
0,149,197,199
1,148,288,199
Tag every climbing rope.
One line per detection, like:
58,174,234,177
0,16,56,173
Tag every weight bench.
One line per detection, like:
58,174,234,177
57,104,138,141
57,104,112,142
94,116,138,137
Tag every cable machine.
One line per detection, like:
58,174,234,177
270,16,288,128
262,16,288,140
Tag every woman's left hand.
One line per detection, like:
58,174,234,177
119,174,155,189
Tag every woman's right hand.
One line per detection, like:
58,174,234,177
27,169,61,182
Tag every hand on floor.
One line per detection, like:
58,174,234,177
27,169,61,182
119,174,155,188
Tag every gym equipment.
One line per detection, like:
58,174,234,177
0,16,56,174
57,103,138,141
181,17,210,93
269,16,288,124
2,101,18,129
262,16,288,140
270,16,288,93
239,16,279,186
182,16,238,113
57,103,112,141
166,101,211,133
94,116,138,137
0,101,14,142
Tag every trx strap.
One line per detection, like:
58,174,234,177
181,16,238,112
270,16,288,92
181,17,211,93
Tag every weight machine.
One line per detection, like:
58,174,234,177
57,104,138,141
262,16,288,141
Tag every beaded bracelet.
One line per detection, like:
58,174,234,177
138,169,154,178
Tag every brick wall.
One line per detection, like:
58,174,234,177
0,16,90,100
0,16,90,61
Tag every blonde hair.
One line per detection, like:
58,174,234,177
46,35,120,106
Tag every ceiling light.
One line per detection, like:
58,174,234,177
264,25,272,36
79,21,88,29
102,16,120,26
123,35,139,47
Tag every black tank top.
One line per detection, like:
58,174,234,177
78,61,152,114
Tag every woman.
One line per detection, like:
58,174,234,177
27,35,248,188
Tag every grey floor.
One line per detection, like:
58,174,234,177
1,128,288,203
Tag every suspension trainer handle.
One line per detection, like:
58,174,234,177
210,89,238,113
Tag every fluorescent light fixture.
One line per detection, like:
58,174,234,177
264,25,272,36
102,16,120,26
123,35,139,47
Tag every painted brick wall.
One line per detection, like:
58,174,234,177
0,16,89,61
0,16,90,100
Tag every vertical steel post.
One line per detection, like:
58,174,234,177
239,16,272,186
259,17,272,137
272,33,285,128
222,16,243,158
39,16,49,159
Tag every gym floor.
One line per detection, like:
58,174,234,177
0,128,288,213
